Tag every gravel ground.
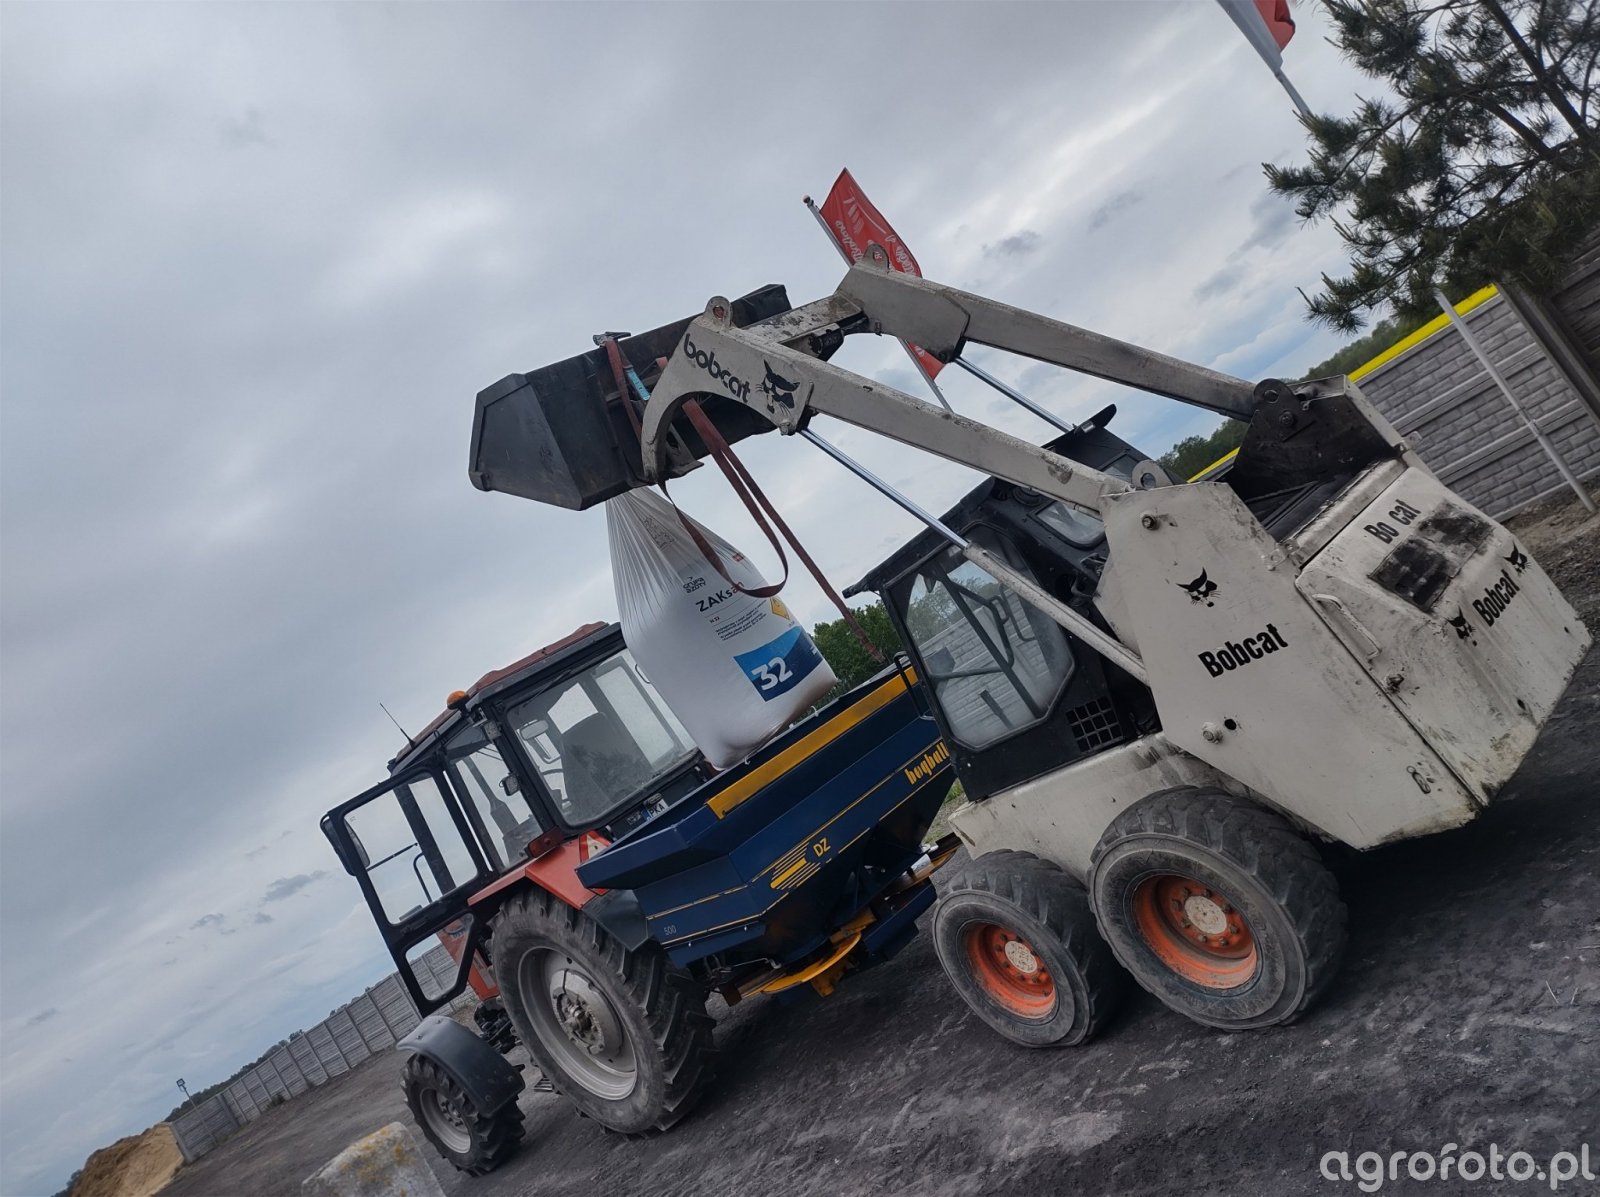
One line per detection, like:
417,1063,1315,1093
165,494,1600,1197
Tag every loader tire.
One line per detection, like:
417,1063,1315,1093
402,1055,524,1175
1088,787,1347,1030
491,887,716,1135
932,850,1129,1047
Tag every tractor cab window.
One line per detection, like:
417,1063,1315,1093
342,774,481,926
505,648,694,829
900,530,1075,749
446,727,543,872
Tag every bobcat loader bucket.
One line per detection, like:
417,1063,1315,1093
468,284,792,510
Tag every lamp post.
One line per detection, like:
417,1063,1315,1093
176,1078,195,1115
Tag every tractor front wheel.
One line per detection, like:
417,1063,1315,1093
401,1055,523,1175
492,887,716,1134
932,850,1128,1047
1088,787,1347,1030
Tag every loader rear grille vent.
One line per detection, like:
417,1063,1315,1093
1068,697,1122,751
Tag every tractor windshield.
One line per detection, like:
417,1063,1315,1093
505,648,695,828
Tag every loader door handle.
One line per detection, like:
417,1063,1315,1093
1310,593,1383,662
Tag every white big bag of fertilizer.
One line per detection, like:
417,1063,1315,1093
606,487,837,769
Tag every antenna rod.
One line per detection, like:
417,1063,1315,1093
379,702,414,743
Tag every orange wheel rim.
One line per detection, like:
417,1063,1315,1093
962,922,1056,1016
1130,873,1257,989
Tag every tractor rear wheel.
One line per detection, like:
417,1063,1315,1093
401,1055,523,1175
1087,787,1347,1030
491,887,716,1134
932,850,1128,1047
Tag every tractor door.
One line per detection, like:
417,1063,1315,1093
322,766,497,1014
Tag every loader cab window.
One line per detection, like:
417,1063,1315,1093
1033,500,1105,548
900,531,1074,750
342,774,480,926
505,648,695,829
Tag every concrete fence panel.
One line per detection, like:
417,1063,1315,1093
168,950,481,1164
1354,289,1600,517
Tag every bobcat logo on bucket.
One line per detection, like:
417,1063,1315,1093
1447,608,1476,643
1505,544,1529,574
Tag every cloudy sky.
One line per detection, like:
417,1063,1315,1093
0,2,1379,1191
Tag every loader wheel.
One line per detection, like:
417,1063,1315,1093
1088,787,1347,1030
402,1055,523,1175
932,850,1128,1047
492,887,716,1135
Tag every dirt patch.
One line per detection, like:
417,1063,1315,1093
69,1123,181,1197
1505,486,1600,622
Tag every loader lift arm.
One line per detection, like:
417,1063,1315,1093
639,253,1256,508
637,255,1262,685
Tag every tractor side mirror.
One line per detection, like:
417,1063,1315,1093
925,647,957,678
336,822,371,875
500,773,520,796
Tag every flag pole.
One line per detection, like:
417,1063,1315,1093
803,195,954,412
1213,0,1312,119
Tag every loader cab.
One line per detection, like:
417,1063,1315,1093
850,407,1160,801
321,622,710,1012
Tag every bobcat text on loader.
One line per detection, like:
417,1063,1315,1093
467,250,1590,1055
322,617,956,1172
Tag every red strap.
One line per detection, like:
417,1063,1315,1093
663,401,790,599
605,343,884,663
680,400,884,663
599,337,646,444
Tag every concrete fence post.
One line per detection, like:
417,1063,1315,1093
371,985,399,1042
322,1018,353,1072
1437,288,1598,514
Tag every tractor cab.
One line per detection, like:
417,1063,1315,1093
848,405,1162,802
322,622,712,1011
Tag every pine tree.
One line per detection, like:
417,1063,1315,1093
811,604,903,699
1266,0,1600,331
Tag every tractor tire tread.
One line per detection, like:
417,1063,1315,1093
401,1056,524,1175
492,887,716,1135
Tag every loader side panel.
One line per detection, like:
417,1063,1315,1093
1102,482,1477,848
1295,468,1590,800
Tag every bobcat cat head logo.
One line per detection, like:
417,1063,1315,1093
1504,544,1528,574
1178,569,1218,607
1447,608,1475,642
760,361,803,409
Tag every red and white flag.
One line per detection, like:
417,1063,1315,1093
1214,0,1307,115
1253,0,1296,50
811,169,947,380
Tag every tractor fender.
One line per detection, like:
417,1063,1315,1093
581,887,651,952
398,1014,524,1115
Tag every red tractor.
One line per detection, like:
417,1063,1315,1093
323,621,958,1171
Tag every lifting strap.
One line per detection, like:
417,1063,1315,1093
596,336,884,663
